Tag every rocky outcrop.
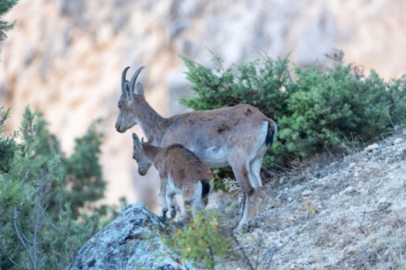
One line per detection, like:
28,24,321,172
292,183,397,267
68,203,193,270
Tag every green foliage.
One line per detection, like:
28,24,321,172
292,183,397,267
15,107,107,219
278,65,406,160
180,54,293,116
0,106,115,270
181,53,406,173
62,120,106,218
0,0,18,43
0,107,16,172
19,106,61,157
162,210,230,269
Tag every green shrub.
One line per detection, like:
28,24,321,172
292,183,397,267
180,53,406,174
161,210,230,269
0,106,117,269
278,65,405,159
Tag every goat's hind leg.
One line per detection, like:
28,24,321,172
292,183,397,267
166,188,178,220
248,156,264,228
229,159,254,232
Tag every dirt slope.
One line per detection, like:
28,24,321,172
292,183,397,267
214,134,406,270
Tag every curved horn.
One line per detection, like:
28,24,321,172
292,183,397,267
130,66,145,92
121,66,130,95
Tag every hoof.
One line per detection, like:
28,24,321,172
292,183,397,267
170,208,177,219
248,219,258,229
159,215,167,223
160,207,168,218
233,224,250,233
234,222,253,233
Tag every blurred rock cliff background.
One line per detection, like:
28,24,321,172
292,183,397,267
0,0,405,210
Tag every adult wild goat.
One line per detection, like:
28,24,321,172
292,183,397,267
116,66,277,231
132,133,212,220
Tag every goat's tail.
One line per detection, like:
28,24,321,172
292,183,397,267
265,120,278,146
201,180,211,200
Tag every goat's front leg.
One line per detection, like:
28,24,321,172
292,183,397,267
159,175,168,219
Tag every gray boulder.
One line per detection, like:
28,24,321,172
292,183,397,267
68,203,194,270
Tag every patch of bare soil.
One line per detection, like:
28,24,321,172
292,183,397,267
212,135,406,270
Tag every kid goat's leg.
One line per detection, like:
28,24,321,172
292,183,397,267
183,182,205,220
166,189,178,219
159,174,169,218
191,182,206,218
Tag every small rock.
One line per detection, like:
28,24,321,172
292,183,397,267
301,190,312,196
394,138,403,145
340,186,356,196
345,186,355,193
349,163,356,169
287,197,293,202
330,195,336,200
378,200,392,210
354,172,360,177
364,143,379,152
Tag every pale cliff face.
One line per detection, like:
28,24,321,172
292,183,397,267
0,0,405,209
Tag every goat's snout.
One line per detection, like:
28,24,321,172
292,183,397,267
208,170,214,178
115,123,125,133
138,168,147,176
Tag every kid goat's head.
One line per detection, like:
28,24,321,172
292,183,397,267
115,66,146,133
132,133,152,176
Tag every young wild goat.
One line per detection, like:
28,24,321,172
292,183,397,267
117,66,277,231
132,133,213,220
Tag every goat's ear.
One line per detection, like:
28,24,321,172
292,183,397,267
136,82,145,96
125,82,134,101
132,133,140,145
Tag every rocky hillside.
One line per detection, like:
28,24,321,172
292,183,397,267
68,133,406,269
1,0,405,208
215,134,406,269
